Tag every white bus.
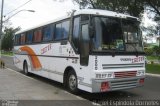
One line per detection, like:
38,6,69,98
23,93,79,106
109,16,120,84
14,9,145,93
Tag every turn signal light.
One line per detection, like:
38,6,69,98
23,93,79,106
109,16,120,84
139,78,145,84
101,82,110,92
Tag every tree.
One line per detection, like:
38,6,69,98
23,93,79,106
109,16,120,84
144,0,160,34
1,27,20,51
73,0,160,18
73,0,144,17
141,25,158,36
153,46,160,56
144,0,160,17
73,0,160,42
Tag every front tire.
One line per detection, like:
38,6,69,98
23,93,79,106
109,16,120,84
67,71,78,94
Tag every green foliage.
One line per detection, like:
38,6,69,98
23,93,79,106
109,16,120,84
1,51,13,56
152,46,160,56
1,27,20,51
73,0,144,17
144,47,153,56
73,0,160,37
144,45,160,56
146,64,160,74
73,0,160,18
94,0,144,17
147,56,159,60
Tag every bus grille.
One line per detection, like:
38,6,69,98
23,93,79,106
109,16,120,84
102,63,144,69
114,71,137,78
110,79,138,90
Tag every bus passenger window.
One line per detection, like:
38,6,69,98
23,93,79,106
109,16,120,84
21,34,25,44
15,34,21,45
55,23,62,40
62,21,69,39
33,28,42,42
26,31,33,44
43,25,53,41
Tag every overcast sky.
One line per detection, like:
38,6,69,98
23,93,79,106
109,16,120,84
3,0,79,30
2,0,157,31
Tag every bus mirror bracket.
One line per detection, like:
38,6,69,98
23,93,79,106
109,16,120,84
89,15,94,38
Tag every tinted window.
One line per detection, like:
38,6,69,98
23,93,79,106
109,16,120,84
43,25,54,41
14,35,17,45
26,31,33,44
72,17,80,50
55,20,70,40
55,23,62,40
94,17,124,50
33,28,42,42
15,34,21,45
62,21,69,39
21,34,25,44
122,20,143,52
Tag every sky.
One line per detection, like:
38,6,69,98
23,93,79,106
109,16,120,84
1,0,157,31
142,13,157,27
2,0,79,30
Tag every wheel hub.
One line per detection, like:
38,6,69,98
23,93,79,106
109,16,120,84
69,75,76,90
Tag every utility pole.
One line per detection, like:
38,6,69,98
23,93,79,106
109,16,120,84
159,26,160,48
0,0,4,39
0,0,4,57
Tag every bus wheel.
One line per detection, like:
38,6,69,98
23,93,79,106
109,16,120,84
67,71,78,94
23,62,29,75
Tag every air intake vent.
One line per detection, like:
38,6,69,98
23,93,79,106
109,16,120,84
110,79,138,90
114,71,137,78
102,63,144,69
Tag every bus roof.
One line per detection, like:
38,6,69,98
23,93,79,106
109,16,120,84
16,9,138,34
75,9,137,19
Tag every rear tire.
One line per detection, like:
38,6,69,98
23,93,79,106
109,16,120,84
67,71,78,94
23,62,30,75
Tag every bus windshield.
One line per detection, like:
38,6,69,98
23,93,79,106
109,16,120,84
93,16,143,52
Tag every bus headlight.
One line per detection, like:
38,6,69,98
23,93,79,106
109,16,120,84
96,72,114,79
137,70,145,76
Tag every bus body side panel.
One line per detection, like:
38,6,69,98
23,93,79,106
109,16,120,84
13,42,94,92
14,43,145,93
14,46,31,71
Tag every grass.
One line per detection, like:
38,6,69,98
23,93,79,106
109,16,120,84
147,56,159,60
1,51,13,56
146,64,160,74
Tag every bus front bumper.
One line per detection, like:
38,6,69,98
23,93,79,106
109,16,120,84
92,76,145,93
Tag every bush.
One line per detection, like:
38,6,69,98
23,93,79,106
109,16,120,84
153,46,160,56
144,48,154,55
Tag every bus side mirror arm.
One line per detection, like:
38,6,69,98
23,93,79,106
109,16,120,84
89,25,95,38
89,15,95,38
69,10,76,41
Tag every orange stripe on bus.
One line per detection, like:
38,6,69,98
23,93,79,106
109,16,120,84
20,46,42,70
